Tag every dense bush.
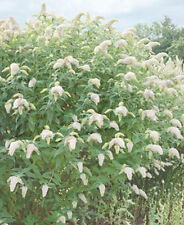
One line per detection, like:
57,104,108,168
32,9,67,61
0,4,184,225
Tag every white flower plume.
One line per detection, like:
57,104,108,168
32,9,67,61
42,184,49,197
7,176,23,192
99,183,105,197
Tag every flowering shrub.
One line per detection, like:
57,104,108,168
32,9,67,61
0,4,184,225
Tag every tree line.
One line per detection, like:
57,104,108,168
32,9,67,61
135,16,184,61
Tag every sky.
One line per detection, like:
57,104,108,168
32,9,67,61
0,0,184,30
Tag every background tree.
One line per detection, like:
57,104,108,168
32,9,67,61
135,16,184,61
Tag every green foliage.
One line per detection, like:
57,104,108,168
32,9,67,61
135,16,184,60
0,4,184,225
147,188,184,225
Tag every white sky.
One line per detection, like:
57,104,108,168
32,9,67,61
0,0,183,30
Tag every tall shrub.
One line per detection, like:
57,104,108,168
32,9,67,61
0,4,184,225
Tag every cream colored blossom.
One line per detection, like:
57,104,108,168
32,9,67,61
154,161,163,171
89,93,100,105
157,80,174,89
50,85,64,97
89,113,104,128
163,110,173,118
104,19,118,29
40,129,54,139
131,185,147,199
53,58,64,69
174,75,184,81
64,136,77,151
131,184,139,195
89,78,101,88
127,141,133,152
117,56,137,65
87,133,102,143
93,15,104,22
68,53,77,66
137,167,147,178
8,140,22,156
21,186,28,198
139,189,148,199
80,173,88,185
94,40,112,54
138,38,149,44
10,63,19,76
154,169,159,175
67,211,72,220
72,201,77,208
79,64,90,72
7,176,23,192
114,39,127,48
146,172,152,178
40,128,54,144
109,138,125,154
154,52,168,60
124,167,134,180
148,130,160,143
141,109,157,121
78,193,87,203
171,119,182,128
109,121,119,131
57,216,66,224
144,75,159,87
74,12,85,21
107,150,114,160
167,127,183,139
28,78,37,88
44,27,52,40
33,20,41,30
71,121,81,131
13,97,29,109
26,143,40,159
146,144,163,155
54,24,65,37
42,184,49,197
99,184,105,197
165,88,178,96
64,55,79,68
5,102,12,113
169,148,180,159
114,106,128,120
142,58,158,68
121,29,136,38
143,89,155,100
98,153,105,166
124,72,136,81
146,41,160,50
77,162,83,173
163,162,173,167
